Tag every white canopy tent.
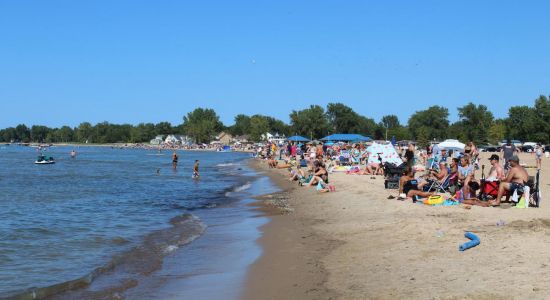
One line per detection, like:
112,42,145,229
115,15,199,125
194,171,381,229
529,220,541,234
437,139,465,152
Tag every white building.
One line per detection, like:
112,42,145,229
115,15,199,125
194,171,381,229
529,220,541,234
150,135,164,145
261,132,286,144
164,134,191,145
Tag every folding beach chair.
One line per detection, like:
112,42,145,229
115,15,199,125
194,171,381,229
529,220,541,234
425,173,456,193
529,169,542,207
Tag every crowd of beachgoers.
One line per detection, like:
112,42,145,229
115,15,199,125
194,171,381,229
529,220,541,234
256,140,543,208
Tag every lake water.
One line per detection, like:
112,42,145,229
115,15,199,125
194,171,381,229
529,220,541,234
0,145,274,299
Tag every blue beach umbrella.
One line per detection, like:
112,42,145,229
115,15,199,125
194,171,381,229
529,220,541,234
287,135,310,142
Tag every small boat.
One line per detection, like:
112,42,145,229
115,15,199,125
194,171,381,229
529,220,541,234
35,155,55,164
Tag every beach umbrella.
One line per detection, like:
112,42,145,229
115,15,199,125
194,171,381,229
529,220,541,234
287,135,310,142
438,139,465,151
320,134,371,142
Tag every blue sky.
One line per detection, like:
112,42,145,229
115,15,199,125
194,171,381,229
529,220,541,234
1,1,549,128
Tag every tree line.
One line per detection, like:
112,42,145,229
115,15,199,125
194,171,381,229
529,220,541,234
1,95,549,146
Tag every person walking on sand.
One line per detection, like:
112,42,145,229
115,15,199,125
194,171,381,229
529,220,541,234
193,160,200,178
535,143,543,170
501,139,518,170
172,151,179,169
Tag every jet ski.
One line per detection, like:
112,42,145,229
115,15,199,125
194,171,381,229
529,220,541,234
35,155,55,164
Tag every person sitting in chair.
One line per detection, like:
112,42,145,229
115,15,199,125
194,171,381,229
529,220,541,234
486,154,505,181
399,167,435,201
457,156,475,197
418,162,448,191
489,155,529,206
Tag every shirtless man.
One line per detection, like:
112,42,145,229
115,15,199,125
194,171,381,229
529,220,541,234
486,154,505,181
489,155,529,206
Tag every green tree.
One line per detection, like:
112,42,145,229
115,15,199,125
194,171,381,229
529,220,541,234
249,115,270,141
533,95,550,143
381,115,400,129
0,127,17,142
325,102,377,136
229,114,252,136
183,108,224,143
131,123,156,142
326,103,360,133
289,105,330,140
155,122,173,136
407,106,449,141
31,125,51,142
506,106,538,142
354,116,378,137
15,124,31,142
378,115,409,141
456,103,494,144
416,126,430,148
76,122,94,143
447,122,466,141
266,117,290,136
488,119,506,145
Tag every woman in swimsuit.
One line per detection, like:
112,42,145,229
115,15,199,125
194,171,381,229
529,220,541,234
307,160,328,187
399,168,435,201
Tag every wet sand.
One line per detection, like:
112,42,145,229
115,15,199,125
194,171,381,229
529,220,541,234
245,152,550,300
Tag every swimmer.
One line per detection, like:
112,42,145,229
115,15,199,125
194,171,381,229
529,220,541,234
156,168,160,175
193,160,200,178
70,150,76,158
172,151,178,169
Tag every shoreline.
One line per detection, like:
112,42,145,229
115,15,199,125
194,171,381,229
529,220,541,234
242,159,341,300
242,153,550,299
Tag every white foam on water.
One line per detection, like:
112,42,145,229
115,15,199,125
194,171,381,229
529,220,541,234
216,163,237,167
234,182,251,192
225,182,252,197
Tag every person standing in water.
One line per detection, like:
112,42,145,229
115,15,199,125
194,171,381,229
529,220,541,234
193,160,200,178
70,150,77,158
172,151,179,169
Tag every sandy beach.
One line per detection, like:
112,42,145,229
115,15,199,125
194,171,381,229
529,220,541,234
245,152,550,300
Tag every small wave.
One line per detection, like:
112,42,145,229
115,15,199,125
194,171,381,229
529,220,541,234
4,214,206,300
234,182,251,192
225,182,252,197
216,163,237,167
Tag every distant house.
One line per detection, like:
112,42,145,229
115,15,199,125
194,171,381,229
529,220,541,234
150,135,165,145
165,134,191,145
215,132,234,145
234,135,250,144
261,132,272,141
261,132,286,144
